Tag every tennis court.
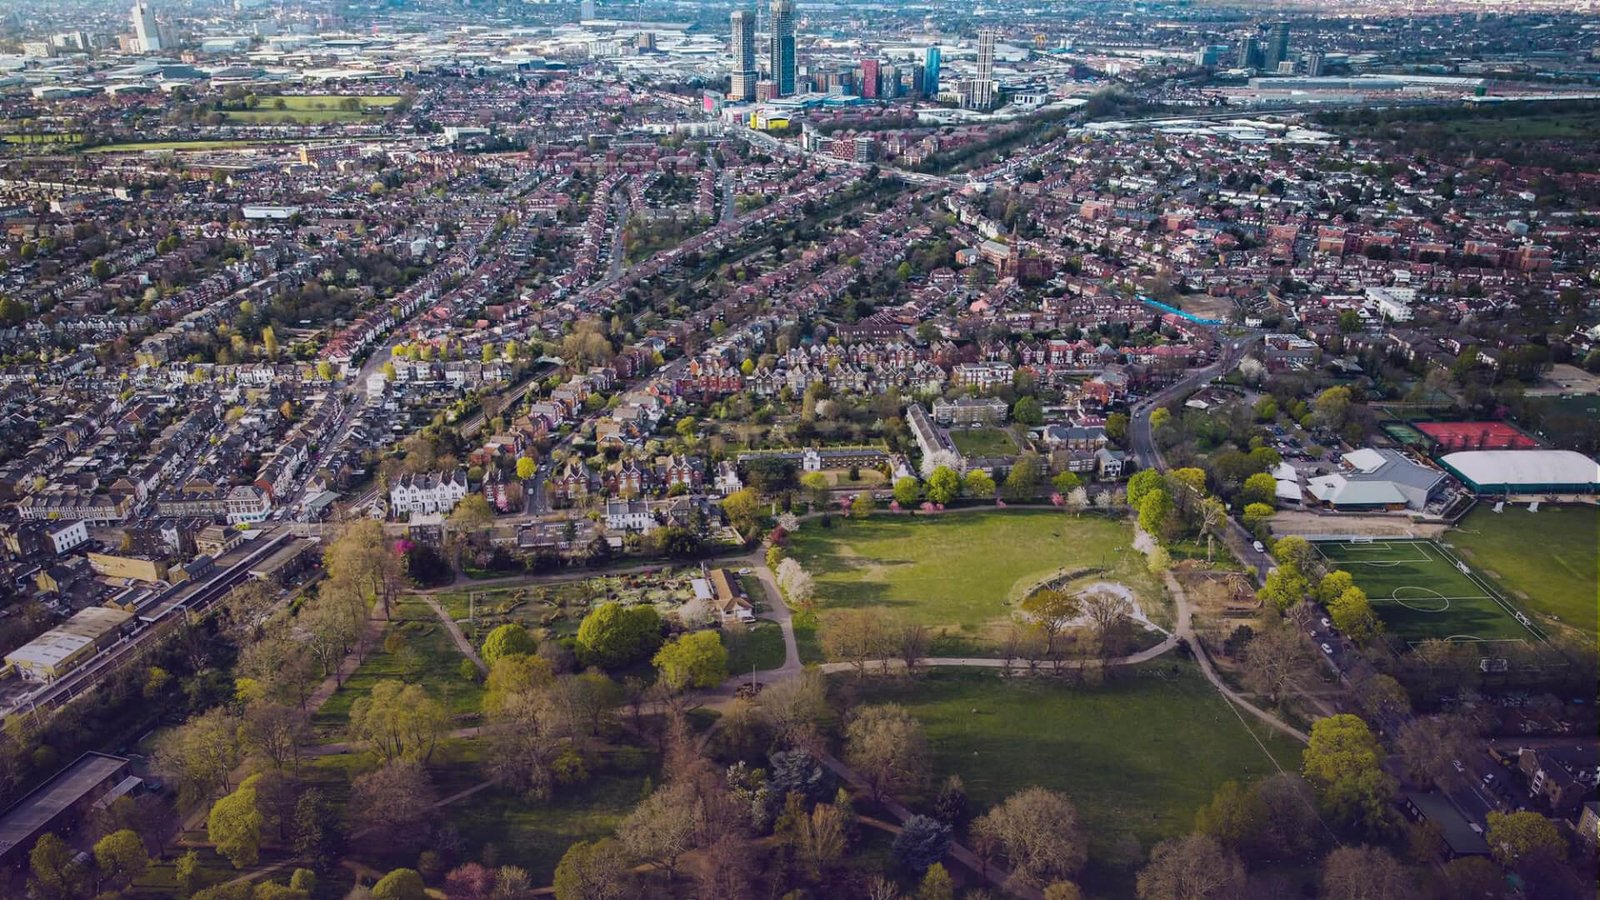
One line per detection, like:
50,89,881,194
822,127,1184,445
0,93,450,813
1314,538,1539,645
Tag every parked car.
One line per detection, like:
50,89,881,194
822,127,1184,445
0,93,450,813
1320,643,1333,655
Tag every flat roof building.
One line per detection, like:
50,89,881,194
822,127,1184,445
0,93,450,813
0,752,132,863
4,606,134,682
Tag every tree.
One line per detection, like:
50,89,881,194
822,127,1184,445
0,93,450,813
756,668,831,746
1240,472,1278,506
652,630,728,692
852,491,877,517
1241,503,1274,528
1328,586,1382,644
1395,715,1473,789
1150,407,1172,430
1256,566,1311,612
1135,834,1245,900
1051,472,1082,495
575,603,662,669
775,558,815,609
917,863,955,900
1302,715,1394,834
348,680,448,763
1320,845,1412,900
372,868,428,900
974,787,1086,888
933,775,968,827
516,457,537,480
1013,396,1044,425
1002,454,1042,501
481,624,537,667
964,469,996,499
821,608,888,677
776,793,848,883
1126,469,1165,509
1019,588,1081,659
208,775,265,868
552,838,631,900
925,466,961,505
1313,386,1353,432
1195,780,1265,854
291,788,340,872
893,476,922,506
1138,489,1175,541
1485,811,1564,868
801,471,831,506
175,849,203,897
240,702,309,772
155,707,244,807
619,781,696,880
350,761,437,853
1241,623,1312,705
29,833,86,900
845,704,929,803
1105,413,1129,443
721,487,763,533
1317,571,1356,605
892,815,952,875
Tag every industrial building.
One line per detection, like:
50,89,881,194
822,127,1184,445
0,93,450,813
0,753,135,863
3,606,135,682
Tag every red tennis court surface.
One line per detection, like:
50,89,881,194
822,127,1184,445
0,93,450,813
1415,421,1539,450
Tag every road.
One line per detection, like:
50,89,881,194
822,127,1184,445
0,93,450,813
1127,330,1275,579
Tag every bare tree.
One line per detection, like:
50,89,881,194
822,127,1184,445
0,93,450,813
1135,833,1245,900
1080,590,1133,664
974,787,1086,889
895,620,931,673
618,781,697,881
1395,715,1474,789
844,704,929,803
1320,846,1413,900
820,608,888,678
1240,623,1313,705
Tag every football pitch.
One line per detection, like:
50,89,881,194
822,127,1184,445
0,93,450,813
1314,538,1540,646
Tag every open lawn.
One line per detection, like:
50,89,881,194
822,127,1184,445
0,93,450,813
311,597,483,736
948,426,1018,458
789,510,1163,654
448,769,650,884
223,108,372,124
724,620,787,674
273,95,402,109
1314,539,1533,645
842,664,1300,894
1448,505,1598,640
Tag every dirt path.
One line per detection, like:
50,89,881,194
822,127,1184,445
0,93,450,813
418,593,487,675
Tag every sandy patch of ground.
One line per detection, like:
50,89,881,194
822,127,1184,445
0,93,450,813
1268,510,1448,539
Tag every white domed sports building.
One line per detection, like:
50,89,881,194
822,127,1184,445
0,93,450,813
1437,449,1600,495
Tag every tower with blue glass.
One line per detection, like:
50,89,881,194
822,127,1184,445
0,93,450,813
924,45,941,97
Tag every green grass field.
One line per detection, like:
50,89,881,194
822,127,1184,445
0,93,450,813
948,426,1018,458
725,620,788,674
789,510,1163,654
1448,505,1598,640
311,597,483,735
223,108,371,124
844,664,1300,893
85,138,346,153
1314,539,1532,644
448,770,650,883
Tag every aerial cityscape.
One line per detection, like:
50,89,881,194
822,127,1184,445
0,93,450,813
0,0,1594,897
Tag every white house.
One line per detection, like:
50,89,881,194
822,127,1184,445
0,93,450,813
227,485,272,525
45,520,88,556
389,470,469,516
604,499,656,533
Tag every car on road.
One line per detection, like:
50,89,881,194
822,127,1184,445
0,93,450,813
1252,540,1266,553
1452,759,1465,773
1320,617,1332,628
1320,643,1333,655
737,567,752,575
1482,773,1496,787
